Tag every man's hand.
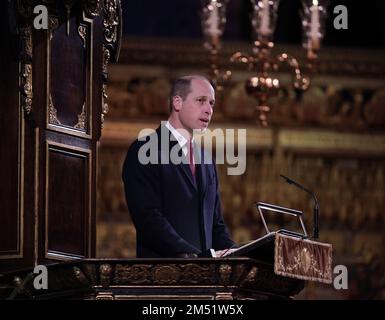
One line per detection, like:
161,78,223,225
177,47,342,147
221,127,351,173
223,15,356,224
215,248,237,257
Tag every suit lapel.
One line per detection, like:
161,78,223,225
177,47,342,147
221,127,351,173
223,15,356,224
179,162,197,190
162,125,197,190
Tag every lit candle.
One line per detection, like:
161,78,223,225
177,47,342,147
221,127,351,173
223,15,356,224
310,0,319,41
259,0,271,36
207,0,221,37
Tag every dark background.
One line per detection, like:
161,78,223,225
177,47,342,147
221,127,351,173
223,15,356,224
122,0,385,49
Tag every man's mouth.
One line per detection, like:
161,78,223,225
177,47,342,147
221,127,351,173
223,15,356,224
199,118,209,124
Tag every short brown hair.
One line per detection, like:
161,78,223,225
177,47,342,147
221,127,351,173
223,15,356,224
169,75,211,111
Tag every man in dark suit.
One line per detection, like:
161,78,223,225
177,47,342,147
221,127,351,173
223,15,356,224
122,75,234,258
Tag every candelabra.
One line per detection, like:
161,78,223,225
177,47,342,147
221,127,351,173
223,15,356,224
201,0,231,93
201,0,328,126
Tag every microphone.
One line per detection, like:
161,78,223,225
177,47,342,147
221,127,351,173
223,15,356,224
280,174,319,239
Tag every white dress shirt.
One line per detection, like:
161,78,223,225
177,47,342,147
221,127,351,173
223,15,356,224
165,121,193,158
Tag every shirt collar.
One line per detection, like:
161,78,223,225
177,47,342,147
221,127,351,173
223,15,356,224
165,121,193,148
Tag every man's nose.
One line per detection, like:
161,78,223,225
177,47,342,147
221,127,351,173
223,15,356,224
204,103,213,115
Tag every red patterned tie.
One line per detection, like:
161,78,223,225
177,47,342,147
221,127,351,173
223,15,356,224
189,139,195,176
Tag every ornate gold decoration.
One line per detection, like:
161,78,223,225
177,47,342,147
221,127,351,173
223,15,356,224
13,276,23,287
101,46,111,126
100,1,121,129
21,64,33,114
118,38,385,79
103,0,119,44
19,27,33,115
48,95,61,125
84,0,102,17
241,266,257,286
201,0,231,93
99,264,112,286
274,233,333,283
219,264,232,286
113,264,152,285
179,263,215,284
154,265,180,285
102,45,110,74
201,0,328,126
20,61,33,114
78,25,87,48
73,266,89,284
74,103,86,130
101,84,109,126
300,247,312,273
73,267,81,278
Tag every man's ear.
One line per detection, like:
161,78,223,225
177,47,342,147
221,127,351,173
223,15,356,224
172,95,182,111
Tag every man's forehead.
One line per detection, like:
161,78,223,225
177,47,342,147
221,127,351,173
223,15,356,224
190,78,214,94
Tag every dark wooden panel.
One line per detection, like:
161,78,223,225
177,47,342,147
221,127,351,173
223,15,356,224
50,16,87,130
46,142,90,259
0,0,122,272
0,3,22,255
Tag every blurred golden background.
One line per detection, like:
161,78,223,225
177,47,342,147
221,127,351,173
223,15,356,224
96,36,385,299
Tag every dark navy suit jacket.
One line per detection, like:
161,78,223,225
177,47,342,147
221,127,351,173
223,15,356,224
122,124,234,257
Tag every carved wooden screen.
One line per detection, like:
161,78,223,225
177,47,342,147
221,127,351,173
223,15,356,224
0,0,121,271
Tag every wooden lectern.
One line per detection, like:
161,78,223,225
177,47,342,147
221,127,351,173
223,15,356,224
0,233,332,300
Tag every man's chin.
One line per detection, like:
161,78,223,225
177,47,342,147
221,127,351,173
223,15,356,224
193,127,207,135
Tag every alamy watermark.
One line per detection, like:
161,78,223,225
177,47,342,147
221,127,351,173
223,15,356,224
333,5,348,30
137,122,247,176
333,264,348,290
31,4,348,31
33,265,48,290
33,5,48,30
29,263,348,291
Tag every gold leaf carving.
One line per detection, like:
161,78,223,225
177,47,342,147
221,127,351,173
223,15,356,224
19,27,33,115
103,0,119,44
219,264,232,285
74,103,86,130
78,25,87,48
84,0,102,17
99,264,112,286
154,265,180,285
49,95,61,125
113,264,152,285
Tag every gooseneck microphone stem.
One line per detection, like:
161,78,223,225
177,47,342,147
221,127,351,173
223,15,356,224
280,174,319,239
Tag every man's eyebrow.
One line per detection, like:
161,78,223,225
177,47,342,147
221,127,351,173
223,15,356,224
195,96,214,100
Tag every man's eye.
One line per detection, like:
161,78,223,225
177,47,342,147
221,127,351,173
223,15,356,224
197,98,205,104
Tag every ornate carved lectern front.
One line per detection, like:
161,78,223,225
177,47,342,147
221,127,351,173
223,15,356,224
0,258,305,300
0,233,332,300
